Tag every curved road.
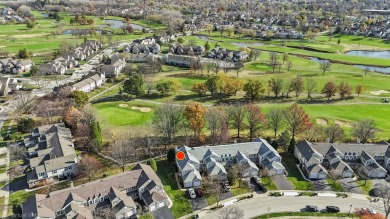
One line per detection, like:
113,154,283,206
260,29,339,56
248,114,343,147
199,193,383,219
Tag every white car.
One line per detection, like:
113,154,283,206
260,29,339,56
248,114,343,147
188,188,196,199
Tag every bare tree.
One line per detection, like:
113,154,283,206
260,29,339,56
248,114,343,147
269,52,280,73
11,94,35,115
229,103,247,139
266,109,284,138
352,119,376,143
78,154,103,182
206,107,226,145
110,140,135,172
305,79,317,99
319,61,332,75
376,184,390,218
10,146,26,164
203,177,222,207
152,103,184,145
324,124,344,143
217,206,244,219
94,207,117,219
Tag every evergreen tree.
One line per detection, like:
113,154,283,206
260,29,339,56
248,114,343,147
122,74,145,98
90,121,102,151
288,137,296,154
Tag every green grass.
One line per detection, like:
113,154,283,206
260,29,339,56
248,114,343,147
281,154,314,190
357,180,372,195
261,177,278,190
231,184,251,196
156,160,192,218
206,195,218,206
0,164,7,174
317,34,390,49
93,101,155,126
253,212,351,219
327,179,344,192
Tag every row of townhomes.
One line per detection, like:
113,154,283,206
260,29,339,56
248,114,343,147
24,123,80,188
0,58,34,74
176,138,285,188
39,40,102,75
295,140,390,180
96,53,126,78
0,77,22,96
70,73,105,93
22,164,171,219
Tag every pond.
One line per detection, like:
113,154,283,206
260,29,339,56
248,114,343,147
196,35,218,42
345,50,390,59
62,29,102,35
99,19,149,31
309,57,390,74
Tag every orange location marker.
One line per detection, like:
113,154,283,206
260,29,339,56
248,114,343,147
176,151,185,161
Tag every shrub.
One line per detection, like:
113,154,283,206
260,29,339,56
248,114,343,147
148,158,157,172
17,117,35,133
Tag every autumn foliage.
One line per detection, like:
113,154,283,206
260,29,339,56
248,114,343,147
184,102,206,141
283,103,312,138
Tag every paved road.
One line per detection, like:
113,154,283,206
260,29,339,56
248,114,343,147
271,175,294,190
200,194,381,219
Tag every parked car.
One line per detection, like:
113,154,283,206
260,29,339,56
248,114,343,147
195,188,204,197
221,182,231,193
326,206,340,212
305,205,319,212
188,188,196,199
250,176,267,192
369,188,379,197
356,208,377,215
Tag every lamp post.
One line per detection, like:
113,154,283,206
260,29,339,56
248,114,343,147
349,205,353,218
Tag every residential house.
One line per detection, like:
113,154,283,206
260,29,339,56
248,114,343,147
168,44,205,56
207,47,248,62
97,55,126,78
24,124,80,188
0,58,34,74
124,42,161,54
130,53,159,63
295,140,390,180
162,54,199,68
71,73,105,93
39,61,67,75
22,164,171,219
176,138,285,188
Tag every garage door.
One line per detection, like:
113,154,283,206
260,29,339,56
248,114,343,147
184,182,192,188
343,171,353,178
193,180,201,187
158,202,165,208
318,173,326,179
276,169,284,175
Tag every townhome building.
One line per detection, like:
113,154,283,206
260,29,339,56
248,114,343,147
71,73,105,93
176,138,285,188
22,164,170,219
0,58,34,74
295,140,390,180
24,124,80,188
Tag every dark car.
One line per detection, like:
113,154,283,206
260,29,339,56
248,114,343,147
305,205,319,212
195,188,204,197
250,177,268,192
326,206,340,213
220,182,231,193
369,188,379,197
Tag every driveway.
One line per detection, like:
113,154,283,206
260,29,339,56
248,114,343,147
313,179,332,191
189,197,208,211
339,178,363,194
271,175,294,190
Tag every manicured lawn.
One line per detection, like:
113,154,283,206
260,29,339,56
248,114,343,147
93,101,156,126
281,154,314,191
261,177,278,191
156,160,192,218
357,180,372,195
253,212,351,219
231,184,251,196
327,179,344,192
206,195,218,206
0,164,7,174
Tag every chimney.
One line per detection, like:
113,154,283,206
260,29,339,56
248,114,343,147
71,181,74,190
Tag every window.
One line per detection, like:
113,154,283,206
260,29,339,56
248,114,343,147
52,170,57,174
38,172,44,177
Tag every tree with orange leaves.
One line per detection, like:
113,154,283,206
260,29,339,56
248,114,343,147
354,208,386,219
283,103,312,139
246,104,266,141
183,102,206,141
64,107,82,129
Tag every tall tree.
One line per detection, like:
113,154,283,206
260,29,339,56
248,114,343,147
183,102,206,141
243,79,265,101
352,119,376,144
229,103,247,139
277,130,291,152
269,52,280,73
69,91,89,107
267,109,285,138
122,74,144,98
324,124,344,143
206,107,227,145
110,140,135,172
269,78,283,98
246,104,266,140
305,79,317,99
283,103,312,139
355,84,365,97
291,76,304,98
319,61,332,75
152,103,184,145
338,82,352,100
321,81,338,100
78,155,103,182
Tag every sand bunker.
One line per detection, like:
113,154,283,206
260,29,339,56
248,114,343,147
370,90,390,95
118,104,128,107
335,120,352,128
131,106,151,112
316,119,328,126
